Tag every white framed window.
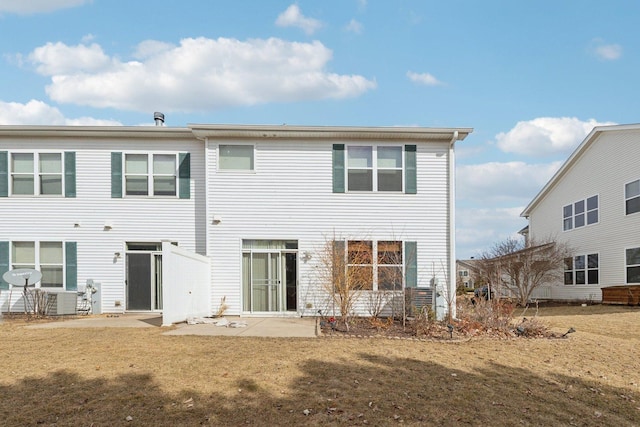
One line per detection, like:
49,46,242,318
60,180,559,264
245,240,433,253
219,145,254,170
124,153,177,196
564,253,598,285
346,240,404,291
563,195,598,231
12,241,64,288
626,247,640,284
10,152,63,196
459,270,469,277
347,146,403,192
625,179,640,215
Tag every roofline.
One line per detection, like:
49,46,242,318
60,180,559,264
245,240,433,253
521,122,640,217
0,125,192,139
188,124,472,144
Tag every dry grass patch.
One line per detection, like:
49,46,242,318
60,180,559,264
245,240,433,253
0,306,639,426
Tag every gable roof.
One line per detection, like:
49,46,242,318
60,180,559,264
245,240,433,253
520,123,640,218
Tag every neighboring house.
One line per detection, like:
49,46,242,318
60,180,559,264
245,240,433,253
521,123,640,302
0,123,472,324
456,259,480,290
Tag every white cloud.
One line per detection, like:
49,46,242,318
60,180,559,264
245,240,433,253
26,37,375,113
29,42,112,75
0,0,90,14
275,4,323,35
0,99,121,125
345,19,363,34
456,161,563,204
406,71,443,86
456,207,528,258
589,38,622,61
495,117,616,157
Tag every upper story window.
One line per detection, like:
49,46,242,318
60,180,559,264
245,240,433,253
564,253,599,285
219,145,254,171
625,179,640,215
1,151,75,198
563,195,598,231
347,146,403,192
125,154,176,196
627,247,640,284
111,152,189,199
332,144,416,194
458,270,469,277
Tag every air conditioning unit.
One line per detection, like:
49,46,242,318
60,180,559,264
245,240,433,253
47,291,78,316
405,287,434,311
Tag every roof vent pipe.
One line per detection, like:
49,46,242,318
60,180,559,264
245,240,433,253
154,112,165,126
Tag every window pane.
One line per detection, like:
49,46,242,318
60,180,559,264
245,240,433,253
347,266,373,290
628,266,640,283
574,255,585,269
378,147,402,168
587,254,598,269
153,176,176,196
12,153,33,173
626,197,640,215
348,241,372,264
12,176,34,195
125,154,148,173
153,154,175,174
41,266,63,287
586,210,598,225
575,271,586,285
39,153,62,173
587,269,598,285
564,271,573,285
219,145,254,170
626,180,640,198
564,257,573,270
378,266,402,290
586,195,598,210
40,242,63,263
347,146,372,168
574,213,585,228
627,247,640,265
378,170,402,191
13,242,35,264
574,200,585,214
348,169,372,191
563,205,572,218
378,241,402,264
563,218,572,231
125,177,148,195
40,175,62,195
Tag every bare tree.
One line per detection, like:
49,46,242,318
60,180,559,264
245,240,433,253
476,237,571,306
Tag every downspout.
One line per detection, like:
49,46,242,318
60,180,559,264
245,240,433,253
448,130,458,319
204,137,210,256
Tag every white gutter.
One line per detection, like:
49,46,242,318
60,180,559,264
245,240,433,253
448,130,459,319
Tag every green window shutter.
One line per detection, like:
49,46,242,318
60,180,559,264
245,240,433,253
405,241,417,288
405,145,417,194
178,152,191,199
65,242,77,291
332,144,345,193
332,240,345,286
0,151,7,197
64,151,76,198
111,152,122,198
0,241,9,290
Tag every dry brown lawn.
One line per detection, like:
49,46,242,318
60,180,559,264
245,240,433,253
0,305,639,426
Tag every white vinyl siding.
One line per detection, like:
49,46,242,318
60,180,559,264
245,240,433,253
0,133,202,312
208,139,451,315
528,128,640,300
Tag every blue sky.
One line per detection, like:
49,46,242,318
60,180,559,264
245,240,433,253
0,1,638,258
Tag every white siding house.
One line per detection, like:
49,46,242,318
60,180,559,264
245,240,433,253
521,124,640,301
0,124,471,322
